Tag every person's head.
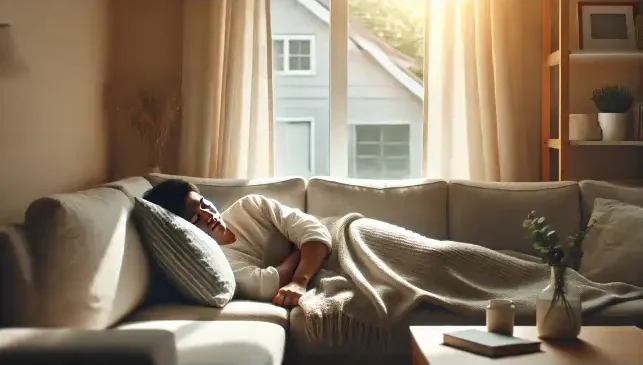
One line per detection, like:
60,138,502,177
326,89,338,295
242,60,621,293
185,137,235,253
143,179,236,244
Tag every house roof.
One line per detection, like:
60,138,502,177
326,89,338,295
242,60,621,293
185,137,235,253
296,0,423,100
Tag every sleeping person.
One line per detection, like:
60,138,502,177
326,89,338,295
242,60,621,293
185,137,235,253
143,179,332,307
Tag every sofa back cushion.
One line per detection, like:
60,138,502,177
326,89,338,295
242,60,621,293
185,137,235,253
145,173,306,212
24,187,150,329
448,180,581,252
579,180,643,225
307,177,448,239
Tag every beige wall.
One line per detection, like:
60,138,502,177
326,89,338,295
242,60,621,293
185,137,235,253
107,0,183,180
0,0,109,224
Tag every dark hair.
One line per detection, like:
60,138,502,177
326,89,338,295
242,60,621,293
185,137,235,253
143,179,200,217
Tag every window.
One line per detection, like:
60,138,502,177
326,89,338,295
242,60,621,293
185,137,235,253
272,36,315,74
270,0,424,180
274,118,315,178
350,124,411,179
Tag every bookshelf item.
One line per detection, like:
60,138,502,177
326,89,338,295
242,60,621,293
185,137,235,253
541,0,643,182
578,3,638,51
442,329,541,358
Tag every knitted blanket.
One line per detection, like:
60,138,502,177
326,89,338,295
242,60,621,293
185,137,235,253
298,214,643,348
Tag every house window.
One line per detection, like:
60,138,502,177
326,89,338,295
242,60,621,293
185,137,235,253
274,118,315,178
350,124,411,179
272,36,315,74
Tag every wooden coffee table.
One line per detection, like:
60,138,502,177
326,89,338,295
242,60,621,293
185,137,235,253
410,326,643,365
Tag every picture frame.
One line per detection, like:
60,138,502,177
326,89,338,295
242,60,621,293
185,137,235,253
578,2,639,50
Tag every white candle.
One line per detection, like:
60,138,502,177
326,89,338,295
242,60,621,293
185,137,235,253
486,299,515,336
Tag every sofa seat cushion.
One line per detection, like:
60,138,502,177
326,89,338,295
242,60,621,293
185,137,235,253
448,180,581,252
0,328,176,365
125,301,289,329
118,320,285,365
288,300,643,358
307,177,448,239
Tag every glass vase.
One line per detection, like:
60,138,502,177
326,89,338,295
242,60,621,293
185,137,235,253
536,266,582,340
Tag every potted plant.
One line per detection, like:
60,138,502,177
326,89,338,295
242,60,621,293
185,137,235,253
591,85,634,141
522,212,595,340
117,90,181,173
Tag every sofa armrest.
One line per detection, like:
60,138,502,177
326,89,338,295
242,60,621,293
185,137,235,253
0,224,38,327
0,328,176,365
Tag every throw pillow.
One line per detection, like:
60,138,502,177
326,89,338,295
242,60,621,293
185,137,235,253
579,198,643,287
132,197,235,307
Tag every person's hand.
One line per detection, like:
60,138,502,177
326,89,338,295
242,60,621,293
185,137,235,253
272,281,306,307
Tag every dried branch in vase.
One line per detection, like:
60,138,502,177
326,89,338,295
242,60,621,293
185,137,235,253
116,90,181,169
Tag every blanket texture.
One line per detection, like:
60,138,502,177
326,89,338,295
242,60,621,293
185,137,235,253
299,214,643,348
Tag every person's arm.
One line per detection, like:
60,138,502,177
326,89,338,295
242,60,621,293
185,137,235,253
240,195,332,306
275,249,300,288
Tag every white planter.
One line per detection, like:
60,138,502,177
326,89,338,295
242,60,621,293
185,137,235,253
536,267,582,340
598,112,629,141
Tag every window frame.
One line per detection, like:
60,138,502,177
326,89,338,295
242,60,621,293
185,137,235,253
349,121,412,179
272,35,316,76
275,117,316,174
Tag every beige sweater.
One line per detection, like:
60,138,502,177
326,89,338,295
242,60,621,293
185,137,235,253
220,194,332,301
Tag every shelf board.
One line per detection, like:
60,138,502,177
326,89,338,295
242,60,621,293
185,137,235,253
570,50,643,61
571,140,643,146
548,139,643,147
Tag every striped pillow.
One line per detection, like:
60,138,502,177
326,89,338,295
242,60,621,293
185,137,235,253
132,197,235,307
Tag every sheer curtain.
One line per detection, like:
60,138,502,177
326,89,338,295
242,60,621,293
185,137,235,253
179,0,274,179
422,0,542,181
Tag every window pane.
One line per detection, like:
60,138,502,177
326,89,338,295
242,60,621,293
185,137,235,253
275,55,284,71
383,144,408,157
289,39,301,54
300,40,311,54
355,125,381,142
356,143,379,156
289,56,301,70
382,125,409,142
356,158,381,178
270,0,328,178
299,57,311,71
348,0,425,179
273,40,284,56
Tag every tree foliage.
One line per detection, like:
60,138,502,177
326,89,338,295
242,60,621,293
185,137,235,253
348,0,424,79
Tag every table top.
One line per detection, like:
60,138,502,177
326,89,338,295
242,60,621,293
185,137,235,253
410,326,643,365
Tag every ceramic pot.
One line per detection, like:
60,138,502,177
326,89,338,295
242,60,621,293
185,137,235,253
536,266,582,340
598,113,628,141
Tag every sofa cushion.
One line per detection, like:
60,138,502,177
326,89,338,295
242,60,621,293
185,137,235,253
145,173,306,212
118,320,285,365
124,300,289,329
100,176,154,199
448,180,581,252
133,198,235,308
579,198,643,287
0,328,176,365
579,180,643,225
23,187,150,329
307,177,448,239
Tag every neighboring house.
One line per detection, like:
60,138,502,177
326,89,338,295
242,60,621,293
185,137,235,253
271,0,424,179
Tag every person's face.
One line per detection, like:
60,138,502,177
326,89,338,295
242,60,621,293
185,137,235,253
184,191,236,244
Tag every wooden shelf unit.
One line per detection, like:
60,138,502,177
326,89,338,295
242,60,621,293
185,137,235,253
541,0,643,182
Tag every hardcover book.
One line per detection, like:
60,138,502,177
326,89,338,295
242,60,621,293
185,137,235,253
443,329,541,358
